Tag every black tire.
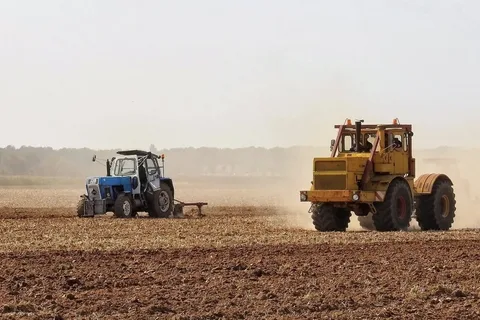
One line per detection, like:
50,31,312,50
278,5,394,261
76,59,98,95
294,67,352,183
148,182,174,218
358,213,375,231
76,198,86,217
311,203,351,232
373,179,413,231
114,194,134,218
415,179,456,230
414,196,437,230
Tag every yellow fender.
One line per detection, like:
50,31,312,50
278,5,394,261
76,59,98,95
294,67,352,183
414,173,453,195
369,175,414,202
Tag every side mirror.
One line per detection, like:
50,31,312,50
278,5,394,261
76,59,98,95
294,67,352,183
92,155,96,162
330,139,335,151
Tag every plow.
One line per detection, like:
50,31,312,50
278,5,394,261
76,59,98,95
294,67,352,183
77,150,208,219
173,199,208,218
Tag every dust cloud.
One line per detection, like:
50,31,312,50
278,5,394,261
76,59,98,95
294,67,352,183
270,147,327,231
269,148,480,231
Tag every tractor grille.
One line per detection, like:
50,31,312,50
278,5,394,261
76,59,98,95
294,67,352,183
315,160,346,172
314,174,346,190
104,186,112,199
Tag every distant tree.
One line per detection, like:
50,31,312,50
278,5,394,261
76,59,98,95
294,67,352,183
0,145,336,179
149,144,158,154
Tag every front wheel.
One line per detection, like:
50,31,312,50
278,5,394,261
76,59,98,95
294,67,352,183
114,194,134,218
358,213,375,231
76,197,86,217
373,179,413,231
311,203,351,232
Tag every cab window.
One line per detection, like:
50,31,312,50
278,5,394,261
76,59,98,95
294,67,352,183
146,158,157,175
114,158,136,176
386,133,406,151
339,134,355,152
364,133,378,151
402,133,409,152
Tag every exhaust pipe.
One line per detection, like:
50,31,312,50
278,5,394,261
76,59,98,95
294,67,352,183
355,120,363,152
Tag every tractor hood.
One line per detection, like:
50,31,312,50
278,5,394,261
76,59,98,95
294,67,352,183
85,176,134,199
313,155,369,190
86,176,132,186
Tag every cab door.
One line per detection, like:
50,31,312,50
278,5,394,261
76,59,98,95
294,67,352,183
145,158,161,189
389,132,409,175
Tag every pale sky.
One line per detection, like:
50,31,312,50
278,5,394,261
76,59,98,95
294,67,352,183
1,0,479,150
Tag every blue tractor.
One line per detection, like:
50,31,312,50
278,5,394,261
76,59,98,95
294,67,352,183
77,150,206,218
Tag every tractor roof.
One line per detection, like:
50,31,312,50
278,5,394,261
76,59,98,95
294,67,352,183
334,119,412,131
334,124,412,131
117,150,156,157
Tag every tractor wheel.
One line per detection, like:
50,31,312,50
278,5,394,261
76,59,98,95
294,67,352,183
311,203,351,232
148,182,174,218
113,194,134,218
415,179,456,230
76,198,86,217
357,213,375,231
373,179,413,231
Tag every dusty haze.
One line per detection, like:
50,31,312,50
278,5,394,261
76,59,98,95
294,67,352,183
1,1,479,230
1,145,478,230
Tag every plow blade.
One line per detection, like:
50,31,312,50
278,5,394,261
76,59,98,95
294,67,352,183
173,199,208,218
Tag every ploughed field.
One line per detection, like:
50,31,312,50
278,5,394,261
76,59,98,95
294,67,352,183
0,186,479,319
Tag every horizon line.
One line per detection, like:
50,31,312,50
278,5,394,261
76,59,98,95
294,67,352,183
0,144,468,152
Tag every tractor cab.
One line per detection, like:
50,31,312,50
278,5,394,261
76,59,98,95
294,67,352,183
327,118,415,178
108,150,166,194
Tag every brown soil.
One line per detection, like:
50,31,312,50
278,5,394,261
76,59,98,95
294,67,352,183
0,206,479,319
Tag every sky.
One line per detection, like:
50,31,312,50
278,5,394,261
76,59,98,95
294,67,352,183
1,0,479,150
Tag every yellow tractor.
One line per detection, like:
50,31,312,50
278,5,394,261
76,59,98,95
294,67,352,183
299,118,456,232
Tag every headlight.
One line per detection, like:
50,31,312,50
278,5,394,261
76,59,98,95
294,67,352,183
300,192,307,201
352,194,359,201
87,178,98,185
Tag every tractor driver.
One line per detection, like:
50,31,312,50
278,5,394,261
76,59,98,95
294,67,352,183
138,163,147,190
365,140,373,152
393,137,402,148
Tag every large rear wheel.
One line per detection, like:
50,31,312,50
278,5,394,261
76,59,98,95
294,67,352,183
373,179,413,231
415,179,456,230
148,182,174,218
311,203,351,232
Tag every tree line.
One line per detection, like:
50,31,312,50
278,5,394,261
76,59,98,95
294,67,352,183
0,145,329,178
0,144,468,179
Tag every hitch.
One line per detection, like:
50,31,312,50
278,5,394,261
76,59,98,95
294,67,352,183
173,199,208,218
